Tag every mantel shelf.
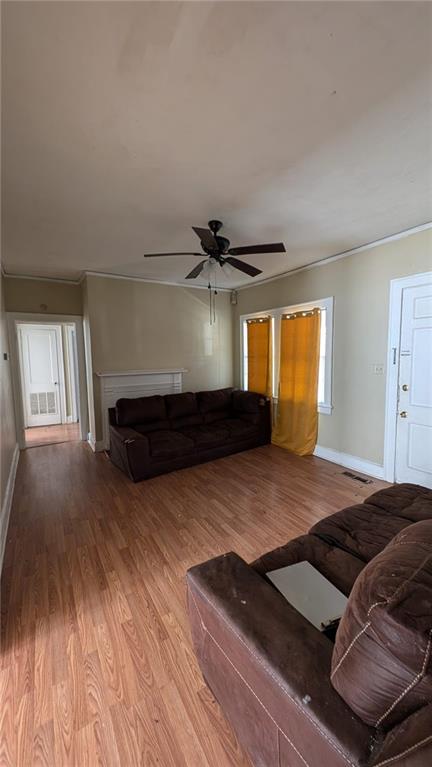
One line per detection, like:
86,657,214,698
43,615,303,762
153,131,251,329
96,368,188,377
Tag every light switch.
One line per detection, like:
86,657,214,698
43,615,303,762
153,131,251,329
372,363,384,375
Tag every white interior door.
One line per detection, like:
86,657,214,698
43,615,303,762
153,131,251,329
19,324,63,427
395,283,432,488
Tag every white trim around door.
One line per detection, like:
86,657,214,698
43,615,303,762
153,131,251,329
384,271,432,483
7,312,89,450
64,324,79,424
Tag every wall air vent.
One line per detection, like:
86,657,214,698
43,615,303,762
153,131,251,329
29,392,56,416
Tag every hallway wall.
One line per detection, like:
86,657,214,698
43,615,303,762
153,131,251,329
0,272,18,573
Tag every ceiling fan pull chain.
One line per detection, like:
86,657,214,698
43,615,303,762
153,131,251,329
208,282,212,325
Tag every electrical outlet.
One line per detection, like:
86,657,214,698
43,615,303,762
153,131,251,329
372,363,384,375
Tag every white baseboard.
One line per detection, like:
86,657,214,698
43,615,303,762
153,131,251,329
87,433,105,452
313,445,385,480
0,443,20,575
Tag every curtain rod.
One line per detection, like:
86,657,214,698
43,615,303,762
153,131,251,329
282,308,321,319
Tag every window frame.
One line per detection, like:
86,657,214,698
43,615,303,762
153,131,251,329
240,296,334,415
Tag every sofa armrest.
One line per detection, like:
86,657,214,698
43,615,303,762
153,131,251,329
109,425,150,482
369,704,432,767
110,424,146,442
187,552,377,767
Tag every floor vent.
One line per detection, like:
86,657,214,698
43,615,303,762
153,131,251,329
341,470,373,484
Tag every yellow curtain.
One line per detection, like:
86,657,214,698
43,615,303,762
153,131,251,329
272,309,321,456
246,317,272,396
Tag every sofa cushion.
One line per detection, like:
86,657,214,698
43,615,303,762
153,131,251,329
203,409,231,424
331,520,432,730
170,413,203,429
197,388,233,414
134,420,170,435
164,391,198,419
310,503,410,562
180,424,229,449
232,389,262,414
116,395,167,427
147,430,195,460
366,483,432,523
218,418,258,442
252,534,365,597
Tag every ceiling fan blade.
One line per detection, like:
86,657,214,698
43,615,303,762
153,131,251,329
185,260,207,279
192,226,218,251
144,252,203,258
228,242,286,256
225,257,262,277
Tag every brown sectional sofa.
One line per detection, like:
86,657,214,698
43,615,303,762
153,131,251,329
187,483,432,767
108,387,271,482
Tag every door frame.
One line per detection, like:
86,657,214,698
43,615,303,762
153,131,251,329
384,271,432,482
64,324,79,423
7,312,89,449
18,323,67,428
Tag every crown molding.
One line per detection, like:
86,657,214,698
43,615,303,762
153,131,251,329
2,272,81,285
3,221,430,292
235,221,432,291
82,270,232,292
1,268,231,291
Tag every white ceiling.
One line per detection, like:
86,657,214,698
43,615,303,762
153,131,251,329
2,1,432,288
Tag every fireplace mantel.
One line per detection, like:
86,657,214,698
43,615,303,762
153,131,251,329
96,369,187,378
96,368,187,450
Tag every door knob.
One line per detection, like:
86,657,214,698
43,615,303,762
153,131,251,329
402,384,409,392
400,411,407,418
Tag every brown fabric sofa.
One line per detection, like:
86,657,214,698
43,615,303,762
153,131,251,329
108,387,271,482
187,483,432,767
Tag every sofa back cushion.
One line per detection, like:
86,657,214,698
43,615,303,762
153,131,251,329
165,392,202,429
232,389,262,414
116,395,167,427
331,520,432,730
198,388,233,424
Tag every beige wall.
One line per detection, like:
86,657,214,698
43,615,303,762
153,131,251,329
84,275,234,440
234,228,432,466
1,272,18,568
3,276,82,315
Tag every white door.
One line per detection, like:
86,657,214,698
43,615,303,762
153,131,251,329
395,283,432,488
19,324,63,427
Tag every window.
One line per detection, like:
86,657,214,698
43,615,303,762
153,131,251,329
241,297,333,415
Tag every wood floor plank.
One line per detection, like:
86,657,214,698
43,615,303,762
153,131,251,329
32,720,55,767
1,441,388,765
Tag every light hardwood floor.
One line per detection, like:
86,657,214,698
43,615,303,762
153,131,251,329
24,423,80,448
0,442,387,766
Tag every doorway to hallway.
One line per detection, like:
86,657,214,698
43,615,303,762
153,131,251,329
16,321,80,448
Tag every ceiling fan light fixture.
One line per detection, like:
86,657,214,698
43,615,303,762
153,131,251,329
202,257,217,277
222,261,234,276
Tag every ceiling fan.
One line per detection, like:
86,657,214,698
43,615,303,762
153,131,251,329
143,220,286,279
